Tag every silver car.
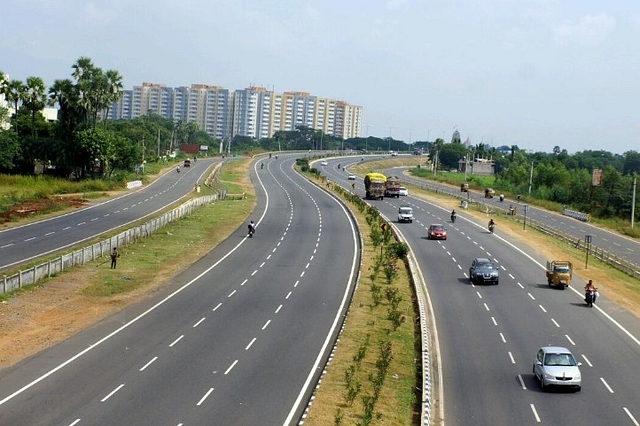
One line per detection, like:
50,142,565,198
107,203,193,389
533,346,582,391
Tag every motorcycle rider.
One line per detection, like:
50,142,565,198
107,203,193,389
248,220,256,237
585,280,598,307
176,165,180,173
451,209,457,223
488,218,495,232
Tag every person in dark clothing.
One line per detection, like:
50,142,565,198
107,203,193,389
111,247,120,269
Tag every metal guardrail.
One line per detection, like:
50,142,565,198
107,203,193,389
415,181,640,280
1,195,219,295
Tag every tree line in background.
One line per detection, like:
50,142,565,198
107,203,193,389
420,138,640,221
1,58,638,221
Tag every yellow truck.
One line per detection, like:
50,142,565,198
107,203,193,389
364,172,387,200
545,260,572,289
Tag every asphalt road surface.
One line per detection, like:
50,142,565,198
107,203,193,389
0,155,360,425
0,158,216,272
324,156,640,425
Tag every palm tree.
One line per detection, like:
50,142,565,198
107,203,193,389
22,76,47,138
0,70,8,97
49,78,81,138
4,79,26,133
102,69,123,129
71,56,96,127
0,70,9,128
48,78,74,109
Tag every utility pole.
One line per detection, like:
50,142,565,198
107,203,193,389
632,176,637,229
528,161,534,196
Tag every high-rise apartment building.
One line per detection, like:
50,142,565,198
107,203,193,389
108,83,362,141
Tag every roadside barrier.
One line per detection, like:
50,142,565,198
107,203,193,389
562,207,590,222
1,195,218,295
414,181,640,280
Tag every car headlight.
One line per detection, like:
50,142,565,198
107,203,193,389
543,372,555,379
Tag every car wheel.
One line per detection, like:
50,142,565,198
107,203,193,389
495,280,499,285
575,386,581,392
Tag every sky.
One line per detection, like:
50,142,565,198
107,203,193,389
2,0,639,154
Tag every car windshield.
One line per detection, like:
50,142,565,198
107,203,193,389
400,208,412,214
431,226,444,231
544,353,577,366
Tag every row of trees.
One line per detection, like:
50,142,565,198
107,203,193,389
0,57,221,179
2,59,637,219
423,138,640,220
1,57,125,177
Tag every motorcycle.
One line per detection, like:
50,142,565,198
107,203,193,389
451,213,456,223
488,223,495,234
247,225,255,238
585,290,597,307
176,166,180,173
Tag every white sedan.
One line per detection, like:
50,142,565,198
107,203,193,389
320,160,328,166
399,187,408,196
533,346,582,391
348,174,356,180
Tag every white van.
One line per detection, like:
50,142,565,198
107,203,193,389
398,206,413,223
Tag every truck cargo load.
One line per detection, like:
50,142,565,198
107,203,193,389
385,176,402,198
364,172,387,200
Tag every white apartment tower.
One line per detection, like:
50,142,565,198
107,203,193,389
108,82,362,141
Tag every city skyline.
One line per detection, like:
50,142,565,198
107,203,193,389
107,82,363,141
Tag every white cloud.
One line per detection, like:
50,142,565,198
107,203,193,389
553,13,615,46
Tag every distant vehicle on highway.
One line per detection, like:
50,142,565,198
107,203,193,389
321,160,328,166
397,206,414,223
399,187,408,196
348,174,356,180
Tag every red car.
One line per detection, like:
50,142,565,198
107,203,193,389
427,224,447,240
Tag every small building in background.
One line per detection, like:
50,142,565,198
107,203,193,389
459,157,494,175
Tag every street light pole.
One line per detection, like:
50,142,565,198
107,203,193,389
632,176,637,229
528,161,534,196
585,235,593,269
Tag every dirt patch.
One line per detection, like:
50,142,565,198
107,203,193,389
0,268,110,366
0,196,89,226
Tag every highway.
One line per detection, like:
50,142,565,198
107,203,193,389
391,160,640,269
0,155,360,425
322,157,640,425
0,158,217,272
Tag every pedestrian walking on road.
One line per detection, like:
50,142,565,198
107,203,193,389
110,247,120,269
